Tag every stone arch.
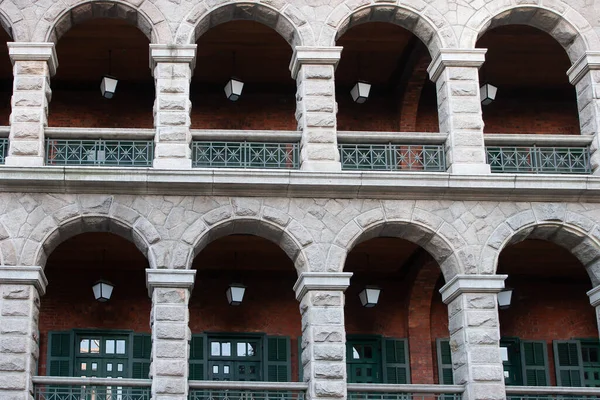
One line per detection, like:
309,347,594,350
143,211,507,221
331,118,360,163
32,0,172,44
462,4,599,64
327,213,465,281
0,221,17,266
182,204,319,274
483,206,600,285
0,3,28,41
321,2,457,59
176,2,310,47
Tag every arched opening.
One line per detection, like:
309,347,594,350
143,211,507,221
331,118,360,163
343,237,449,385
335,22,438,133
38,232,151,379
497,239,596,387
191,21,296,130
477,25,579,135
189,234,301,382
49,18,153,128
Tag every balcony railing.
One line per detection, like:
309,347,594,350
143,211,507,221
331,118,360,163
505,385,600,399
337,132,447,172
347,383,464,400
484,134,593,174
188,381,308,400
33,376,151,400
191,130,300,169
45,139,154,167
0,137,7,165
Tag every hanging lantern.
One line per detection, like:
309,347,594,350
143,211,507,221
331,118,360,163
224,78,244,102
358,286,381,308
226,283,246,306
100,76,118,99
480,83,498,106
351,81,371,104
497,288,513,310
92,280,114,302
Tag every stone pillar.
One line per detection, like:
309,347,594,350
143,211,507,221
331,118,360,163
5,43,57,167
147,269,196,400
290,47,343,172
586,285,600,335
293,272,352,400
567,52,600,174
428,49,490,175
150,45,197,169
0,266,47,400
439,275,506,400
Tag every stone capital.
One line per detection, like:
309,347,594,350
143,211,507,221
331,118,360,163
293,272,352,300
440,274,507,304
8,42,58,76
146,269,196,297
567,51,600,85
427,48,487,82
0,265,48,295
587,285,600,307
290,46,343,79
150,44,197,73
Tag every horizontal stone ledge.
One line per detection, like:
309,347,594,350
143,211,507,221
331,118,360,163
440,275,507,304
0,266,47,295
146,269,196,297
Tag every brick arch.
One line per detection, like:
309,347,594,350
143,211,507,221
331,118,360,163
176,2,311,47
32,0,172,44
482,207,600,285
321,2,457,59
182,204,319,274
462,4,599,64
327,213,465,281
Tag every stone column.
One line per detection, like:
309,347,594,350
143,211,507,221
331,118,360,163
293,272,352,400
0,266,47,400
5,43,57,167
439,275,506,400
586,285,600,335
150,45,197,169
290,47,343,172
567,52,600,174
428,49,490,174
147,269,196,400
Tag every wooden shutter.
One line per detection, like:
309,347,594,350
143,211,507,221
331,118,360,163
382,338,410,384
131,334,151,379
265,336,291,382
436,339,454,384
521,340,550,386
47,331,73,376
553,340,585,387
189,334,207,380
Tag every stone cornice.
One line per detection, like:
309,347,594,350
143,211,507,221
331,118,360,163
146,269,196,297
0,266,48,295
567,51,600,85
439,274,507,304
149,44,197,73
8,42,58,76
427,48,487,82
293,272,353,300
587,285,600,307
289,46,343,79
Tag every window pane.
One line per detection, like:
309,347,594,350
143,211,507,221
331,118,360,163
248,343,255,357
356,369,362,377
117,364,123,372
213,365,219,374
107,363,113,372
81,363,87,371
106,340,115,354
90,340,100,354
116,340,126,354
224,366,230,374
80,339,90,354
364,346,373,359
238,343,247,357
239,365,245,374
211,342,220,356
91,363,98,371
222,342,231,357
353,347,360,360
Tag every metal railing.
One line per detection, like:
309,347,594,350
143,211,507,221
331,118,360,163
485,146,591,174
347,383,464,400
188,381,307,400
505,385,600,399
192,141,299,169
33,376,151,400
339,143,446,171
0,137,7,164
45,139,154,167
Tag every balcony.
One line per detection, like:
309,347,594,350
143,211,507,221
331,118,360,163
33,376,151,400
188,381,307,400
347,383,463,400
505,385,600,400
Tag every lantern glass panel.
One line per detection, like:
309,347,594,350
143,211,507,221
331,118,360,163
100,76,118,99
351,81,371,103
226,284,246,305
224,78,244,101
497,288,513,309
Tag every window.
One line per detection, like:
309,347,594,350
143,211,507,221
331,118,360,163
554,339,600,387
346,336,410,384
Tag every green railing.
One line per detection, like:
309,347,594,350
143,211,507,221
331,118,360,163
0,137,7,164
505,385,600,399
339,144,446,171
192,141,299,169
45,139,154,167
33,376,151,400
347,384,464,400
486,146,591,174
188,381,307,400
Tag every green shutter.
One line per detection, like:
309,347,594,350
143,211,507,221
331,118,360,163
553,340,585,387
131,334,151,379
265,336,291,382
382,338,410,384
298,336,304,382
189,334,207,380
436,339,454,384
47,331,73,376
521,340,550,386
